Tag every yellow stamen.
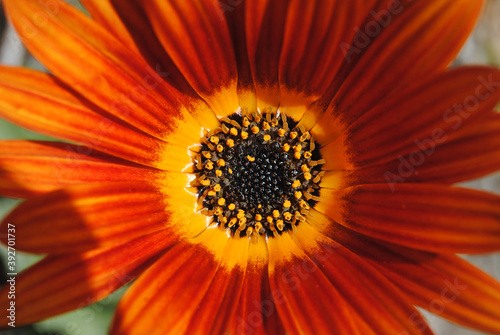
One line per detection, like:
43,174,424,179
283,143,290,152
251,126,260,134
301,164,310,172
230,128,238,136
278,128,286,137
214,184,221,192
210,136,219,144
294,151,301,159
216,144,224,152
283,200,291,208
217,159,226,167
290,131,298,139
242,117,250,127
228,203,236,211
226,139,235,147
255,214,262,221
205,161,214,170
276,220,285,231
263,122,271,130
263,134,271,142
273,210,280,218
304,172,312,180
284,212,292,221
247,155,255,162
215,170,222,177
294,191,303,199
218,198,226,206
292,180,301,188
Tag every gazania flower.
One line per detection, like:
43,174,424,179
1,0,500,334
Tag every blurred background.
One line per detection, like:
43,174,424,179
0,0,499,334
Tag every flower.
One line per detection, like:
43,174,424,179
1,0,500,334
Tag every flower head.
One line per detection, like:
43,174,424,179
1,0,500,334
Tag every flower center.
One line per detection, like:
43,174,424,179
191,110,325,238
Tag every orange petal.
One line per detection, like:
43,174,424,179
0,140,153,198
310,0,485,144
381,250,500,333
0,66,196,170
138,0,239,115
292,223,434,335
317,183,500,253
309,209,500,334
228,238,286,335
0,230,173,327
321,67,500,169
3,0,216,140
347,112,500,186
0,181,189,253
267,231,368,334
279,0,374,121
110,241,219,335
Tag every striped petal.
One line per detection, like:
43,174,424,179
138,0,239,115
110,241,219,335
0,66,196,171
0,231,172,327
0,181,189,253
3,0,218,140
341,112,500,186
319,67,500,170
317,184,500,253
0,140,151,198
307,0,485,141
307,210,500,334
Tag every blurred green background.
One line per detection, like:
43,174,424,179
0,0,499,334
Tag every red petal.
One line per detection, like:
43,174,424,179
308,209,500,334
348,112,500,185
0,231,173,326
0,66,193,170
0,181,189,253
309,0,485,143
0,140,152,198
3,0,215,140
320,67,500,170
110,241,219,335
317,183,500,253
138,0,239,115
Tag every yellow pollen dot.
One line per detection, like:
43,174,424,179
201,179,210,186
258,204,262,209
294,144,302,152
263,122,271,130
255,222,263,232
216,144,224,152
294,151,301,159
284,212,292,221
239,217,247,226
215,170,222,177
241,131,249,139
210,136,219,144
300,200,310,209
278,129,286,137
276,220,285,231
247,227,254,236
304,151,312,159
255,214,262,221
202,151,211,159
242,117,250,127
292,180,301,188
273,210,280,218
237,210,245,219
290,131,298,139
229,168,233,174
218,198,226,206
214,184,221,192
283,200,291,208
230,128,238,136
228,203,236,211
301,164,310,172
226,139,235,147
251,126,260,134
217,159,226,167
205,161,214,170
214,207,223,215
267,216,273,224
295,191,303,199
247,155,255,162
208,190,216,197
283,143,290,152
263,134,271,141
228,217,237,227
221,217,228,224
304,172,312,180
